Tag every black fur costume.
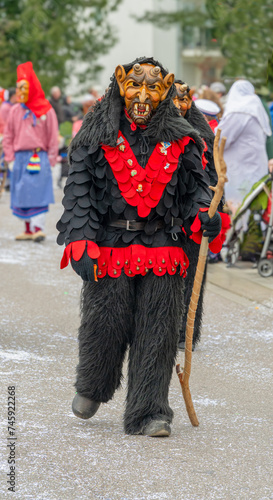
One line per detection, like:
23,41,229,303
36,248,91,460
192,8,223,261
56,58,214,434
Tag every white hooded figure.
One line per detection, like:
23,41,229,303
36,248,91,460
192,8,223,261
216,80,272,215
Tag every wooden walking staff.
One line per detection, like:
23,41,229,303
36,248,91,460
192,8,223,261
176,128,227,427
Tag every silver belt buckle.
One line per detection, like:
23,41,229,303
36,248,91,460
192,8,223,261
126,220,135,231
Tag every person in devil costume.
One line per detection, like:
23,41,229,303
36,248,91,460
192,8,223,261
173,80,230,351
56,58,222,437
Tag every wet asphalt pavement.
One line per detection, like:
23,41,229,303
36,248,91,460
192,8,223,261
0,185,273,500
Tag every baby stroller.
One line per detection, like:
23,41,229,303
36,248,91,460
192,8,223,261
222,173,273,277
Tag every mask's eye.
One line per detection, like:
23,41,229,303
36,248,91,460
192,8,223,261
127,81,141,88
148,84,161,91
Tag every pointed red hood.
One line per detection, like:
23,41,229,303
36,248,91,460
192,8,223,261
17,62,52,118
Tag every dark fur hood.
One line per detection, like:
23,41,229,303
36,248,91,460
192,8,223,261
186,102,215,146
69,57,204,159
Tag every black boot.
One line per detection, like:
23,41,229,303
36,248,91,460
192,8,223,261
141,420,171,437
72,393,100,419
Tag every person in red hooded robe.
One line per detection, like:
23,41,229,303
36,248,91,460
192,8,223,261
3,62,59,241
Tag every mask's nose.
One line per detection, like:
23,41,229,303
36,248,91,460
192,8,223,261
139,86,147,103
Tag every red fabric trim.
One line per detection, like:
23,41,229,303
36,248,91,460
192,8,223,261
60,242,189,278
17,62,52,118
102,133,193,218
202,140,208,170
209,212,231,253
262,193,272,224
208,119,218,133
190,208,228,253
124,108,147,130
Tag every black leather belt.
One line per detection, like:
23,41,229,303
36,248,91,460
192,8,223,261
108,219,181,232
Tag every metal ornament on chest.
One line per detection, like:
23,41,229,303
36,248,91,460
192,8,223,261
160,142,171,155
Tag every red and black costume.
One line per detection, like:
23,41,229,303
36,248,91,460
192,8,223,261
174,80,230,349
57,58,221,435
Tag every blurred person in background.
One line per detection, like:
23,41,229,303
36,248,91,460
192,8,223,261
216,79,272,215
62,95,79,123
255,86,273,172
49,86,64,125
87,86,100,102
0,88,17,128
198,85,224,119
72,94,95,138
0,88,9,134
195,99,221,133
210,81,227,108
216,80,272,261
0,88,17,191
3,62,59,242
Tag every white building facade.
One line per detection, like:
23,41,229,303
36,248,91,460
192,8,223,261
69,0,225,95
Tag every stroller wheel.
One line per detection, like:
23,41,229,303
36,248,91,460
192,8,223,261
257,259,273,278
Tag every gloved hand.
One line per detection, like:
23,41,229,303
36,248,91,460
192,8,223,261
8,161,14,172
198,211,222,243
71,251,98,282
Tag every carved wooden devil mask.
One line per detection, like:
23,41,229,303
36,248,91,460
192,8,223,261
115,63,174,125
16,80,30,104
173,83,195,117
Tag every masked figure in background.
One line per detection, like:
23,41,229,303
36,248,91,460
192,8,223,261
57,57,222,437
3,62,58,241
173,81,230,350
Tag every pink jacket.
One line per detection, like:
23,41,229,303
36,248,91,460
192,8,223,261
3,104,59,166
0,102,13,127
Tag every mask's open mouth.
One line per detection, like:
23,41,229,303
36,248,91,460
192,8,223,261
133,103,151,117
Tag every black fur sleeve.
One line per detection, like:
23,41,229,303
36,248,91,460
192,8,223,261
179,142,212,219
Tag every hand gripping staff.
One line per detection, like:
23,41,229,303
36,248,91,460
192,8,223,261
176,129,227,427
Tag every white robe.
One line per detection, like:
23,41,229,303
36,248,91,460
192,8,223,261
218,113,268,213
216,80,271,215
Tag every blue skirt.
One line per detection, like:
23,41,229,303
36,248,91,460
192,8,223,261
11,150,54,218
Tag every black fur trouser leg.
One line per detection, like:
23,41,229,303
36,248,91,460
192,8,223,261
75,273,134,402
124,272,184,434
179,239,207,347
